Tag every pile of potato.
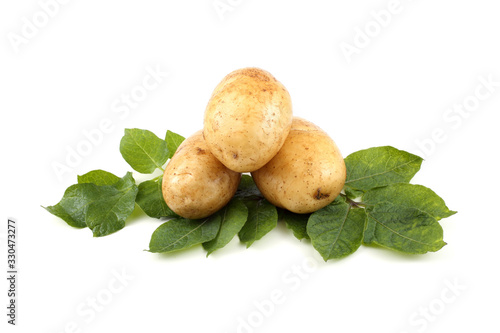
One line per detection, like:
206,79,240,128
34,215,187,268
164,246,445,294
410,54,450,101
162,68,346,219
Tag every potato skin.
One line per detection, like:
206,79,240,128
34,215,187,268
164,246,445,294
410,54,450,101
251,117,346,214
203,67,293,172
162,130,241,219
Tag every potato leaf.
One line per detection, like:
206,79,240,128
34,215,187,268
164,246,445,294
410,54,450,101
344,146,423,197
149,215,221,253
362,183,457,221
77,169,120,186
165,130,186,159
234,174,263,199
203,199,248,256
120,128,169,173
362,184,454,254
85,172,139,237
238,199,277,247
44,183,100,228
307,196,366,260
282,210,310,240
44,172,138,236
363,207,446,254
136,176,177,218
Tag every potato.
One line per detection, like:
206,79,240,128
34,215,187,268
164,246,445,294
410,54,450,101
203,67,293,172
162,130,241,219
251,117,346,214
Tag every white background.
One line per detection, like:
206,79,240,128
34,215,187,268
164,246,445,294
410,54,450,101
1,0,499,332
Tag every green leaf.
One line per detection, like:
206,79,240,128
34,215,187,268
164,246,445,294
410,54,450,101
44,172,138,236
165,130,186,159
44,183,99,228
363,183,457,220
149,215,221,253
362,184,454,254
203,199,249,256
282,210,310,240
344,146,423,194
234,174,263,199
238,199,278,247
120,128,169,173
307,197,366,260
77,169,120,186
363,207,446,254
136,176,177,218
85,172,139,237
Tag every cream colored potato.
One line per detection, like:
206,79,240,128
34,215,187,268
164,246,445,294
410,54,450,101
252,117,346,214
203,67,293,172
162,130,241,219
